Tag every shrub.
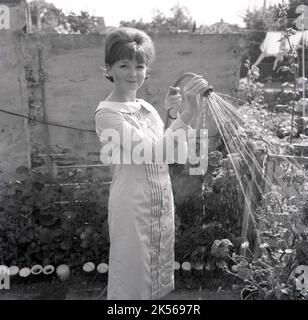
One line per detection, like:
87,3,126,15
0,167,109,269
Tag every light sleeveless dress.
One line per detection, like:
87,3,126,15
95,99,190,300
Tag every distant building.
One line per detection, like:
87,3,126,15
0,0,31,32
199,19,242,34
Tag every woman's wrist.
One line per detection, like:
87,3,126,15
179,109,194,125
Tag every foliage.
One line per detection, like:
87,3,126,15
240,0,308,78
29,0,98,34
119,19,152,32
120,4,194,32
238,62,265,106
169,4,193,30
280,0,308,29
275,2,301,143
30,0,66,33
174,151,245,264
65,11,98,34
210,160,308,299
241,3,280,74
237,61,301,141
237,101,300,146
257,161,308,242
216,240,307,300
151,9,169,30
1,152,249,275
0,167,109,268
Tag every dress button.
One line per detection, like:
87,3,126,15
162,226,167,231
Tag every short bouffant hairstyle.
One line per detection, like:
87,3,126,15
104,27,155,82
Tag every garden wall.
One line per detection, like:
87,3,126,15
0,31,31,180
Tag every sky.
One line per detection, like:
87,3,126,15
33,0,284,27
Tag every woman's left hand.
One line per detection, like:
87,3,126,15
164,86,182,110
183,75,209,114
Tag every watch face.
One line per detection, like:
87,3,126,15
169,108,177,118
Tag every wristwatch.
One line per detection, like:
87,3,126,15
168,108,178,119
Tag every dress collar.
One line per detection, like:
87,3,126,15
95,98,153,114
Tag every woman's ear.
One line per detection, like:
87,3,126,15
104,65,111,76
100,65,114,82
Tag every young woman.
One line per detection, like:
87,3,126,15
95,27,209,300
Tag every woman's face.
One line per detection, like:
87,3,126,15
109,58,147,93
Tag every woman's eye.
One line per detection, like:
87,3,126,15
120,65,127,68
137,65,145,69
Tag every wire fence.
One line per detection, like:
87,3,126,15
0,107,96,132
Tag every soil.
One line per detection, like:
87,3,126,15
0,274,240,300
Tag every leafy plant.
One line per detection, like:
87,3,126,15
174,151,246,264
238,62,265,106
210,158,308,299
217,240,308,300
275,2,301,143
0,166,109,268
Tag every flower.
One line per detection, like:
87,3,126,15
259,242,269,249
241,241,250,249
221,239,234,247
211,239,234,258
231,265,238,272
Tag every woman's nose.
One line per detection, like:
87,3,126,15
128,67,137,77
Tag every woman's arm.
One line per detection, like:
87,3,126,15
95,109,189,165
164,76,209,128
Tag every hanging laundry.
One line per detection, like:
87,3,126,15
253,31,308,70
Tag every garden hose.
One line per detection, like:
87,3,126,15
165,72,214,128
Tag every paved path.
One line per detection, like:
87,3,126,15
0,278,240,300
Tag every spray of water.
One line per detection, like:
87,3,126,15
170,73,306,299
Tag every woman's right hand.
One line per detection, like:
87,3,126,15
182,75,209,115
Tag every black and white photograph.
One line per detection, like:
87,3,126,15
1,0,308,307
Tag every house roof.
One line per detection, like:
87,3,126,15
209,19,241,33
199,19,242,34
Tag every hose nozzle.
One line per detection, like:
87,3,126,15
165,72,214,129
170,72,214,97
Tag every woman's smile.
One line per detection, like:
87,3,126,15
109,59,147,93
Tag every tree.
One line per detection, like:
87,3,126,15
281,0,308,28
30,0,66,33
119,19,152,33
152,9,167,27
168,3,193,30
243,5,280,64
66,11,97,34
119,4,194,32
29,0,98,34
